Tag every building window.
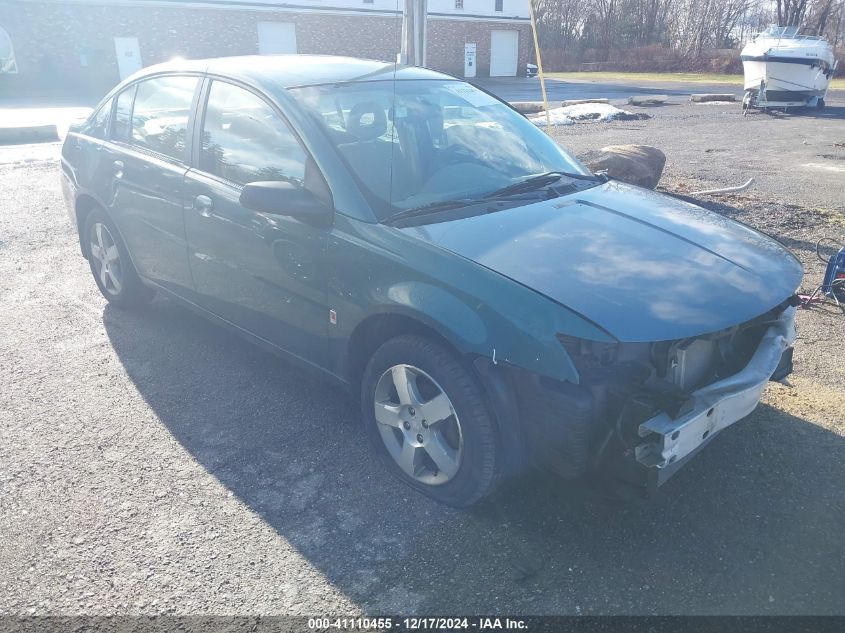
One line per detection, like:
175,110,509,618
0,26,17,74
495,0,503,11
455,0,463,8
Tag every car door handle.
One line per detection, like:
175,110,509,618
112,160,124,179
193,194,214,217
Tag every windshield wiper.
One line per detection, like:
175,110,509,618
382,189,550,225
488,170,604,197
382,198,481,225
382,171,604,225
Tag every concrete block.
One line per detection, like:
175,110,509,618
561,98,610,107
0,124,60,145
689,93,736,103
510,102,545,114
627,95,668,106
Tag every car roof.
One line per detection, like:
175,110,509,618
132,54,455,89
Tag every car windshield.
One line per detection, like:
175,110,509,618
289,79,591,220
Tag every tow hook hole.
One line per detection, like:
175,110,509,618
702,430,710,440
671,431,680,440
706,408,714,417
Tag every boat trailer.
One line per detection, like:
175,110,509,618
742,76,834,115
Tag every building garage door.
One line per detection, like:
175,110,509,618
489,30,518,77
257,22,297,55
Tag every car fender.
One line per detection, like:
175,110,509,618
349,282,592,477
332,218,615,386
360,279,585,385
64,182,143,279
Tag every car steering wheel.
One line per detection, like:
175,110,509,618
439,144,489,168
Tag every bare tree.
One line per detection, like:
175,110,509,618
776,0,809,26
805,0,845,34
530,0,843,70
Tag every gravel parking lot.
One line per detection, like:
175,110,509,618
1,101,844,617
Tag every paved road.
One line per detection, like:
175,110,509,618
474,76,845,105
2,77,842,143
1,130,844,615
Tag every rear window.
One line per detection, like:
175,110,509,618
83,97,113,140
112,86,135,143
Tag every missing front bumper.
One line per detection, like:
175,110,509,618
634,306,797,488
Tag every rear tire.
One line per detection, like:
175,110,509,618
84,209,154,308
361,334,500,507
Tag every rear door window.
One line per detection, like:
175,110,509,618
130,75,198,162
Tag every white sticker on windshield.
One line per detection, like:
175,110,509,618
444,83,499,108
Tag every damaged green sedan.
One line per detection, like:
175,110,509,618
61,56,802,506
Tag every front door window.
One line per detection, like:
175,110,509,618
199,81,307,187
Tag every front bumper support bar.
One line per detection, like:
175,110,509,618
635,306,797,486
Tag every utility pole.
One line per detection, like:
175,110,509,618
399,0,427,66
527,0,551,129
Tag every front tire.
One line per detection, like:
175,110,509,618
84,209,154,308
361,335,500,507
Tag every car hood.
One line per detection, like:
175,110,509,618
398,181,803,342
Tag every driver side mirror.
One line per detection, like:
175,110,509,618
239,181,333,226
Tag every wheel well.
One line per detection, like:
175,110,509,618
75,195,100,258
346,313,459,385
347,312,525,476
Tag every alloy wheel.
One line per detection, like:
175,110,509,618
373,364,464,485
89,222,123,295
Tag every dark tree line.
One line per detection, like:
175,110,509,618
533,0,845,69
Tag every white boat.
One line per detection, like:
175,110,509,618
740,25,837,110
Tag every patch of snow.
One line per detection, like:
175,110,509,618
528,102,640,126
563,103,635,120
527,109,574,126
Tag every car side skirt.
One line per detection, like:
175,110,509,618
141,278,351,391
